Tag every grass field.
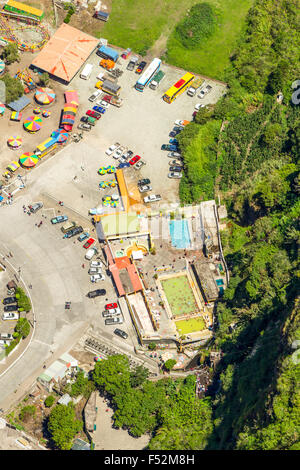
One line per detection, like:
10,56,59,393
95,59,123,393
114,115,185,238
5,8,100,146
161,275,198,317
96,0,253,78
176,317,206,334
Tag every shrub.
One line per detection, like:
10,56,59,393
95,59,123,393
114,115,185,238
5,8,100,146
0,73,23,104
164,359,177,371
19,405,36,422
44,396,55,408
15,318,30,339
1,43,20,64
15,287,32,312
148,342,157,351
175,3,218,49
39,72,50,87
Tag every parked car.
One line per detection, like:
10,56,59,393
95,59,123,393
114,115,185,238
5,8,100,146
123,150,134,160
169,130,181,137
93,105,106,114
114,328,128,339
136,61,147,74
118,162,130,169
0,333,13,340
173,126,183,132
105,143,120,156
87,289,106,298
198,84,212,99
2,312,19,321
89,90,102,102
78,123,91,131
83,237,95,249
105,302,118,310
161,144,178,151
129,155,141,165
85,247,98,260
102,310,121,318
138,178,151,186
61,221,76,233
113,147,125,160
90,261,103,268
195,103,205,110
169,138,178,144
86,110,101,120
169,165,183,172
105,316,123,325
134,160,146,170
169,160,182,167
168,171,182,179
174,120,190,127
29,202,43,213
88,267,102,275
167,152,181,158
81,116,96,126
89,207,104,216
90,273,105,283
4,304,18,312
97,100,109,109
63,226,83,238
139,184,152,193
51,215,68,224
3,296,17,305
77,232,89,242
144,194,162,203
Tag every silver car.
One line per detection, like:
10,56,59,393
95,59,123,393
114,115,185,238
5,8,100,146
168,171,182,179
88,267,102,275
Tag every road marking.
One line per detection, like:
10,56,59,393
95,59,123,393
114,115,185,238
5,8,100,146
32,339,51,347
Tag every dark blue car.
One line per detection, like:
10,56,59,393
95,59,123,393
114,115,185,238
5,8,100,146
93,105,106,114
169,138,178,144
118,162,131,169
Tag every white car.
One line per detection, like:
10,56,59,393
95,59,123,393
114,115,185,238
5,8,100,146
168,171,182,179
195,103,205,111
98,100,109,109
85,247,98,260
90,273,105,283
167,152,181,158
89,90,102,102
96,72,105,81
88,267,102,275
105,143,120,156
2,312,19,321
113,147,125,159
139,184,152,193
134,160,146,170
106,307,121,315
144,194,162,203
174,120,186,127
90,261,103,268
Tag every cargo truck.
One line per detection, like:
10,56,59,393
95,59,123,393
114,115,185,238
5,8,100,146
97,45,119,63
187,78,203,97
101,79,121,97
149,70,165,90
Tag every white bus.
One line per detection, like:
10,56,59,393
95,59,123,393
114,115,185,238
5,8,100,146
135,58,161,92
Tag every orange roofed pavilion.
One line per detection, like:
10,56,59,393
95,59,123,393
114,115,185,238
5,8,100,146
31,24,99,83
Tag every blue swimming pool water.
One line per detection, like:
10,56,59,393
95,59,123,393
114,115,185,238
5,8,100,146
169,219,191,249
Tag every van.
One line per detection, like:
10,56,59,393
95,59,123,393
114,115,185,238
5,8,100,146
29,202,43,213
61,221,76,233
80,63,93,80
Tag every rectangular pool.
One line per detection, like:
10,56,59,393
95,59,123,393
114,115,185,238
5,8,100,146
169,219,191,249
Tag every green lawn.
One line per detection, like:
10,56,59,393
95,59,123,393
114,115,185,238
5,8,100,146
161,276,198,317
176,317,206,334
96,0,253,78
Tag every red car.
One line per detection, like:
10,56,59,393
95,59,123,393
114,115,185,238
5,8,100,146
103,95,112,103
105,302,118,310
86,110,101,120
129,155,141,166
83,237,95,249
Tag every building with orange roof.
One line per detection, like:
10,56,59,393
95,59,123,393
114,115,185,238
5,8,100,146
31,24,99,83
104,245,143,297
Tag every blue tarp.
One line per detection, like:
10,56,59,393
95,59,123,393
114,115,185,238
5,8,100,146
7,96,31,112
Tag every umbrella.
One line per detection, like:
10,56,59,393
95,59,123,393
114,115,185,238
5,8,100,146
7,135,22,149
24,115,42,132
42,110,51,118
33,107,41,114
19,152,39,168
35,87,56,105
0,103,5,115
55,131,68,144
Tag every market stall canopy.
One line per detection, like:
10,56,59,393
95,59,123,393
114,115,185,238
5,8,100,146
35,87,56,105
10,111,22,121
7,161,20,172
7,135,22,149
19,152,39,168
0,103,5,115
51,128,68,143
24,115,42,132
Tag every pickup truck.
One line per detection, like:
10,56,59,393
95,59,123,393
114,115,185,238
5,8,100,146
198,84,212,99
127,56,139,71
103,94,123,107
144,194,161,203
187,78,203,97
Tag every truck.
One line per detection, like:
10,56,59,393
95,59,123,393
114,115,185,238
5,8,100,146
94,11,109,21
187,77,203,97
101,79,121,96
144,194,162,203
126,56,138,71
100,59,115,70
149,70,165,90
97,45,119,63
80,63,93,80
198,84,212,99
102,94,123,107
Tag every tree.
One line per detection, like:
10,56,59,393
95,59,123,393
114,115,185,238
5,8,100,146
70,370,95,398
130,365,149,388
93,354,131,397
148,342,157,351
39,72,50,87
175,3,218,49
15,318,30,339
19,405,36,422
0,73,23,104
15,287,32,312
164,359,177,371
48,404,82,450
44,395,55,408
1,43,20,64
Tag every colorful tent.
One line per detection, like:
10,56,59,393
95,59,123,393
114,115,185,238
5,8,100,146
19,152,39,168
51,128,68,143
35,87,56,105
10,111,22,121
0,103,5,115
7,135,22,149
33,107,41,114
42,110,51,118
7,161,20,172
24,115,42,132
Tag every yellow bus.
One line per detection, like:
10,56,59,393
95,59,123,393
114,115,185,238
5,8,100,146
163,72,195,103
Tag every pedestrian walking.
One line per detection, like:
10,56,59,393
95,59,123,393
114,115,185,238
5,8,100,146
82,264,85,269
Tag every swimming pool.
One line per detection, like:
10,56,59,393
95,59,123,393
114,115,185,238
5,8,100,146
169,219,191,249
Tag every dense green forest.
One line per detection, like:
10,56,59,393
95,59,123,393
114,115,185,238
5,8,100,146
71,0,299,451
